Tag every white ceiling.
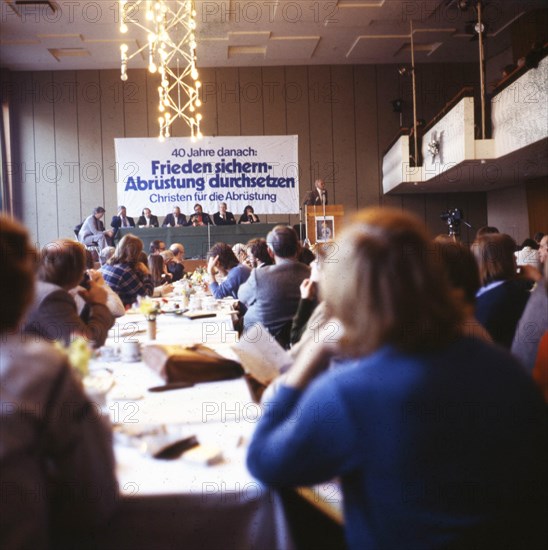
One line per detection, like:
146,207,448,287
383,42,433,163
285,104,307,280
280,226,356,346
0,0,545,71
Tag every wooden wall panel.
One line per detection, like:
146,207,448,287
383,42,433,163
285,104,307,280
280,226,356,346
487,185,530,242
262,67,286,136
284,66,311,227
331,65,357,210
199,68,218,137
354,65,380,209
308,66,334,195
375,65,403,210
146,71,158,138
123,71,148,138
77,71,104,222
100,70,125,217
53,71,80,239
526,177,548,237
216,67,241,136
10,72,38,242
32,71,58,247
239,67,264,136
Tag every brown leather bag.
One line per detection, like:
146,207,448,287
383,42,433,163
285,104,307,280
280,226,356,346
142,343,243,384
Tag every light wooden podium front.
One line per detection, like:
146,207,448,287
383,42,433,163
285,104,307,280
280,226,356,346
305,205,344,244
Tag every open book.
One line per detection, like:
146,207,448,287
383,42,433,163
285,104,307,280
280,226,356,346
231,324,292,385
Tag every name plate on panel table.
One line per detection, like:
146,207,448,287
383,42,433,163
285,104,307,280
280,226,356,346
114,136,300,217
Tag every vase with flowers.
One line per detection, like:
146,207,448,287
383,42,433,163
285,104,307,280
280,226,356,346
139,297,160,340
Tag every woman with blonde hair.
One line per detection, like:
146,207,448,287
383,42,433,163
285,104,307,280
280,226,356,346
247,208,546,550
101,233,154,307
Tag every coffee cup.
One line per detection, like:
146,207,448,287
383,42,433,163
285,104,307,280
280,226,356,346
121,341,141,362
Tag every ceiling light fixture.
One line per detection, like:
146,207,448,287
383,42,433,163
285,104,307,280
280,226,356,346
119,0,202,141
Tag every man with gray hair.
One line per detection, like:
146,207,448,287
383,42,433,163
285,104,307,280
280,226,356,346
238,225,310,347
78,207,113,250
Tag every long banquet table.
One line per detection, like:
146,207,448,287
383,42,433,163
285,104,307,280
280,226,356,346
117,223,279,258
86,303,294,549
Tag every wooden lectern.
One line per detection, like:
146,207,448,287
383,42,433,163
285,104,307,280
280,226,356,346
304,205,344,244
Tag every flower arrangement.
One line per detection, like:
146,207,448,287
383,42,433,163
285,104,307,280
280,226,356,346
54,336,92,379
139,296,160,320
190,266,207,286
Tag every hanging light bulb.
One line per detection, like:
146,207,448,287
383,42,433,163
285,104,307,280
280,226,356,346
119,0,204,139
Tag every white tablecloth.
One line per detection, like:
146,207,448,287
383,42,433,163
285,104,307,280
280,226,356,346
87,309,293,549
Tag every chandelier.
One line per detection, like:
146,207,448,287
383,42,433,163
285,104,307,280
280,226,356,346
119,0,203,141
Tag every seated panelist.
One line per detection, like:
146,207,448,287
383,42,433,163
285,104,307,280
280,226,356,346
238,205,260,224
213,202,236,225
78,206,113,250
110,205,135,236
162,206,187,227
186,203,212,226
137,208,159,228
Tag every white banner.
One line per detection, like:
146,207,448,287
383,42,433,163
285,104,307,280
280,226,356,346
114,136,299,217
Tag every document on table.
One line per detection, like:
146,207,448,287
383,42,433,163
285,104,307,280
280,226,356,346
231,324,292,385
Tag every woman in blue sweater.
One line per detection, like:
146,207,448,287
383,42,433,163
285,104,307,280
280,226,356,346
207,242,251,300
247,208,547,550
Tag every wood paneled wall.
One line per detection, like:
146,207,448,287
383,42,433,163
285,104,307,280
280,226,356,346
8,64,488,247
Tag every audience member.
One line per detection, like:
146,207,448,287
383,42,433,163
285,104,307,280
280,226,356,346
213,202,236,225
290,254,321,346
70,268,126,319
533,231,544,245
161,250,184,282
303,178,328,206
238,205,260,224
515,238,541,271
137,207,159,227
99,246,115,266
148,254,172,287
246,238,273,269
187,203,212,226
539,234,548,266
232,242,249,265
162,206,186,227
110,205,135,236
475,225,499,238
170,242,186,262
149,239,166,255
436,240,492,342
512,256,548,372
473,233,530,347
0,216,117,548
207,242,251,299
247,207,547,550
238,226,310,343
101,234,154,306
298,246,315,266
23,239,114,347
78,206,113,250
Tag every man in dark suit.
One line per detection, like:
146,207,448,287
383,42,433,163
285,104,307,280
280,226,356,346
137,207,159,227
303,179,328,206
162,206,187,227
213,202,236,225
110,205,135,237
186,203,212,226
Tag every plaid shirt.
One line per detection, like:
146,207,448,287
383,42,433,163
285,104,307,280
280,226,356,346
101,263,153,306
